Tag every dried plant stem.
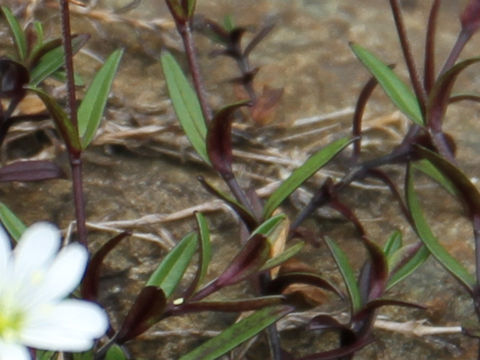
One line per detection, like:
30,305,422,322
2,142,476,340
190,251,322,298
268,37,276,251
374,319,462,336
60,0,88,246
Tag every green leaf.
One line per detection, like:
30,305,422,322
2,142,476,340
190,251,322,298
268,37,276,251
186,0,196,17
415,146,480,214
1,6,27,61
147,232,198,297
78,49,124,149
383,230,402,258
73,351,94,360
195,212,212,288
325,237,362,313
350,43,424,125
32,21,44,53
449,92,480,104
36,351,57,360
406,165,475,291
27,87,82,152
251,214,286,239
386,243,429,290
263,137,351,218
51,69,85,86
413,159,456,196
260,241,304,272
105,344,127,360
29,34,89,86
223,14,235,31
179,306,291,360
427,56,480,127
0,201,26,242
160,51,209,164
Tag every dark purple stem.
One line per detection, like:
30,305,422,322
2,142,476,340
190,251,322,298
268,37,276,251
389,0,427,110
223,173,256,220
177,20,213,123
60,0,88,246
439,29,471,75
474,214,480,287
352,74,384,161
60,0,78,131
424,0,441,93
190,279,221,301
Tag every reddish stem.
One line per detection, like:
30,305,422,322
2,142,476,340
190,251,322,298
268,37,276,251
389,0,427,111
60,0,88,246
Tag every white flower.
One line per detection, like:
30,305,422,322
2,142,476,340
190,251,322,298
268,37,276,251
0,222,109,360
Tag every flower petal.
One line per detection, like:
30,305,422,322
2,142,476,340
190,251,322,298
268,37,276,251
21,299,108,352
34,243,88,303
0,340,31,360
13,223,60,277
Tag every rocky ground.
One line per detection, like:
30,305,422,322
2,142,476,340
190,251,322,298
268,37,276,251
1,0,480,358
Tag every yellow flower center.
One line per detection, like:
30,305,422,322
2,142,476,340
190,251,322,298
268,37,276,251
0,302,24,341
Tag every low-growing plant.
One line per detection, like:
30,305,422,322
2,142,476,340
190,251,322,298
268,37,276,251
1,0,480,359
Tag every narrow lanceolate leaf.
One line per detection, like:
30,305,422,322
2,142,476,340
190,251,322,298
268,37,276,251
29,38,62,70
116,286,167,343
383,230,403,259
215,233,270,287
406,165,475,292
179,296,285,313
251,214,286,238
461,0,480,35
260,242,305,272
325,237,362,313
207,101,249,176
165,0,188,22
30,34,89,86
0,202,26,242
32,21,44,51
350,43,424,125
81,232,130,301
186,0,197,17
161,51,209,163
198,176,257,230
449,92,480,104
78,49,124,149
413,159,456,196
387,243,429,291
192,212,212,291
1,6,27,61
427,56,480,129
263,137,351,218
415,146,480,215
147,232,198,298
27,87,81,152
0,160,64,182
179,306,292,360
362,237,388,300
266,272,343,299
